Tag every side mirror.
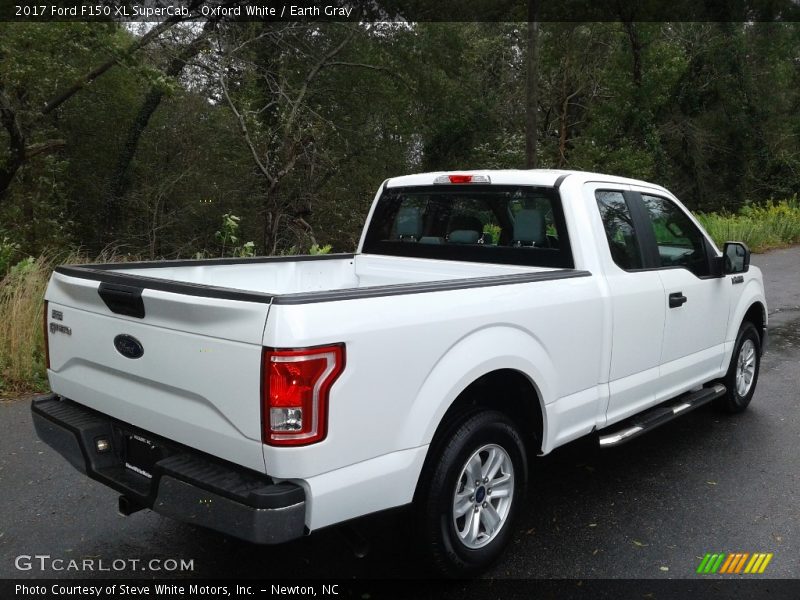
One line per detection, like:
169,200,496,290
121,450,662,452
722,241,751,275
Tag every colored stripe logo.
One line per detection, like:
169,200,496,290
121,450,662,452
696,552,773,574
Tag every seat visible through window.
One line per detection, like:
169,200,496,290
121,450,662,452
395,207,422,241
512,209,546,246
447,215,483,244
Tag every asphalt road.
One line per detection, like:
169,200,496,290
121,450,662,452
1,248,798,582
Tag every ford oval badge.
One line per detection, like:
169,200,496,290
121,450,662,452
114,334,144,359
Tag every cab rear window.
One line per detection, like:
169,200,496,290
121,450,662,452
362,185,574,268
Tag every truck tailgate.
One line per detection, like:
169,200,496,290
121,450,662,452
45,271,270,473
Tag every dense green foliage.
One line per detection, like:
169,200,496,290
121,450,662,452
1,21,800,265
2,20,800,395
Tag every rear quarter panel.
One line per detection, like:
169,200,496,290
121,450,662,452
262,273,605,481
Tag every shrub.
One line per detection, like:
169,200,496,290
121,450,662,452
215,213,255,258
0,237,20,277
696,197,800,253
309,243,332,255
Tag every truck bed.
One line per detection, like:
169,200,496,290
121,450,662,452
56,253,553,300
46,252,588,477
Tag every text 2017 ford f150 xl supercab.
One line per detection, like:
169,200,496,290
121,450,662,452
32,170,766,576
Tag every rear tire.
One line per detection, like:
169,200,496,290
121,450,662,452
414,410,527,577
714,321,761,413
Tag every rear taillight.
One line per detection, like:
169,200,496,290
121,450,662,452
43,300,50,370
261,344,345,446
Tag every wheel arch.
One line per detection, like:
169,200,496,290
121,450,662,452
404,327,551,501
428,369,544,456
400,325,553,454
726,279,767,348
742,301,767,349
719,293,767,383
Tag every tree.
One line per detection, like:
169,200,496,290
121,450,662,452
4,19,800,260
105,21,217,242
0,4,204,202
525,0,540,168
217,22,406,253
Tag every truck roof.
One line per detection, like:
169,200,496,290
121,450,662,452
385,169,669,193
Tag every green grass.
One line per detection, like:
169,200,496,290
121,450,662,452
0,251,101,398
696,197,800,253
0,256,51,397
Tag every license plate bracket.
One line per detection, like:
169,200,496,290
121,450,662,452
123,433,163,479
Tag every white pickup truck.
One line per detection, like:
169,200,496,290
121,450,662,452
33,170,767,576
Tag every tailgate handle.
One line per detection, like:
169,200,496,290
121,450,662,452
98,283,145,318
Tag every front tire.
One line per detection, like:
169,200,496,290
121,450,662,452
415,410,527,577
715,321,761,413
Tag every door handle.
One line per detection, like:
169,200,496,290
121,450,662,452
669,292,687,308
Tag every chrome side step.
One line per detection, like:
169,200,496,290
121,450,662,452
598,383,727,448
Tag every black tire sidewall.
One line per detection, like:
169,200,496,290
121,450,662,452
724,322,761,411
418,410,527,577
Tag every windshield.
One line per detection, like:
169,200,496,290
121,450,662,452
362,185,574,268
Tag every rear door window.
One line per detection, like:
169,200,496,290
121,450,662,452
594,190,644,270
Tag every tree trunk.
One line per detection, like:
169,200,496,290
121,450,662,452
557,117,568,168
525,0,540,169
0,87,26,200
105,23,214,241
0,12,200,202
623,21,643,88
40,11,196,116
621,20,645,145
